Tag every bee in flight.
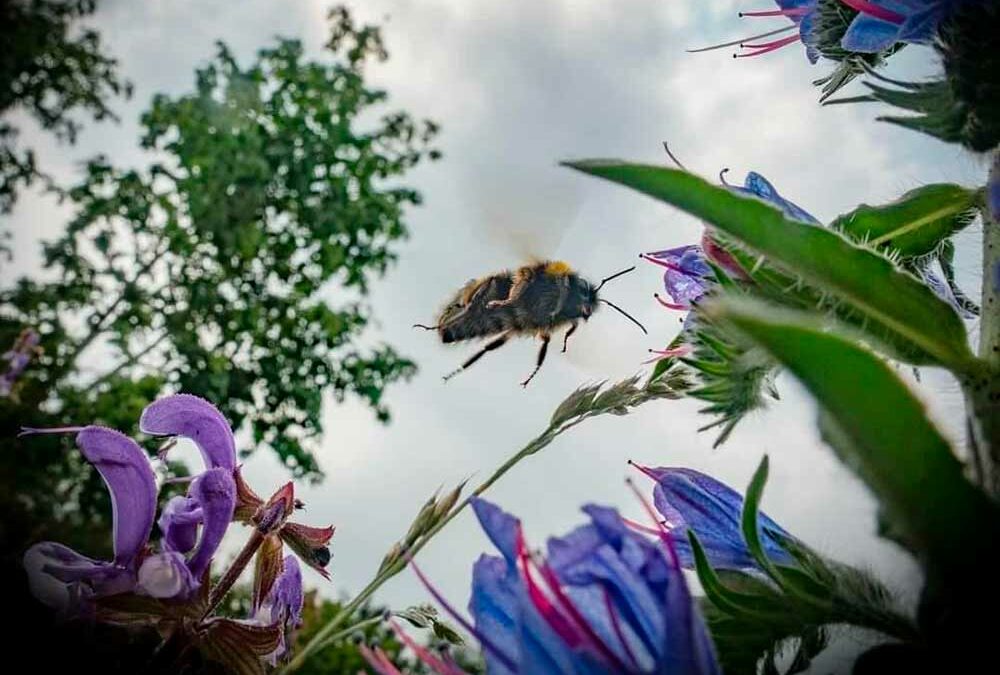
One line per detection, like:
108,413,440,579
415,261,646,386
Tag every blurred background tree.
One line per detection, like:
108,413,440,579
0,3,438,564
0,0,131,222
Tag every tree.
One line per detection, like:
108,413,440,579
0,0,131,217
0,6,439,551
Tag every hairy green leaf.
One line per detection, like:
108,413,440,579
708,295,998,572
564,161,974,369
831,183,979,258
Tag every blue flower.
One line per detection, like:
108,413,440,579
630,463,797,573
724,170,821,226
381,498,722,674
839,0,975,53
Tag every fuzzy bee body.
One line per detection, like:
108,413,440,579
417,260,642,386
437,261,591,343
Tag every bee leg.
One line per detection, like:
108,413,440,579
413,323,439,330
561,322,578,353
442,333,510,382
487,269,532,309
521,334,551,388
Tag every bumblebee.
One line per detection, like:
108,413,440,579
416,261,645,386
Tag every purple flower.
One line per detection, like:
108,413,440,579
0,328,41,397
253,555,304,665
631,463,796,572
384,497,721,675
22,398,240,615
23,427,157,616
140,393,236,470
989,153,1000,225
641,245,713,311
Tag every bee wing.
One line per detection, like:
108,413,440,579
474,166,583,263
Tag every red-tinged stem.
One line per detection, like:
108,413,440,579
739,8,810,18
200,529,266,621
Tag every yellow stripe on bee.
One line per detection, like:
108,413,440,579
544,261,573,276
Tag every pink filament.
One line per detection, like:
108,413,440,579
654,294,686,310
387,618,464,675
736,33,802,57
603,586,642,672
639,253,684,272
739,8,810,17
837,0,905,24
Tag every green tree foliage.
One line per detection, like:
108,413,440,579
0,6,439,554
0,0,131,216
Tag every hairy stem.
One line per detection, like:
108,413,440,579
965,159,1000,496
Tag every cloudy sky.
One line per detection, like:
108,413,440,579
4,0,990,670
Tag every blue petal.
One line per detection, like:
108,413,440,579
652,469,795,570
737,172,821,226
841,14,901,52
470,497,520,565
897,5,946,41
469,555,521,675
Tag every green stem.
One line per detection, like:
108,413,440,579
312,615,384,652
279,373,688,673
280,412,604,673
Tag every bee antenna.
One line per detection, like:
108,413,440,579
595,266,636,292
599,299,647,334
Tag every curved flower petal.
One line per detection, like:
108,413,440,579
159,495,203,554
137,551,198,599
469,555,521,675
140,394,236,470
470,497,520,564
257,555,304,664
24,542,135,616
841,14,901,52
76,426,157,567
185,467,237,580
733,172,821,226
648,467,796,570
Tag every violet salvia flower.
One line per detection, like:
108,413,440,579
253,555,304,664
23,427,157,616
391,497,721,674
144,394,335,578
0,328,41,397
630,463,796,572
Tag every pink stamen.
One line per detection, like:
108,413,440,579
838,0,905,24
409,559,519,672
358,644,405,675
623,517,664,536
739,8,810,17
654,294,686,310
735,33,801,57
640,253,683,272
536,560,631,672
18,425,85,437
603,586,642,672
516,533,582,648
624,477,683,570
627,459,662,484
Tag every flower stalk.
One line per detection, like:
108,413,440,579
278,373,689,673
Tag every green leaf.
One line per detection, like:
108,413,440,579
830,183,979,258
562,161,975,370
707,295,998,572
